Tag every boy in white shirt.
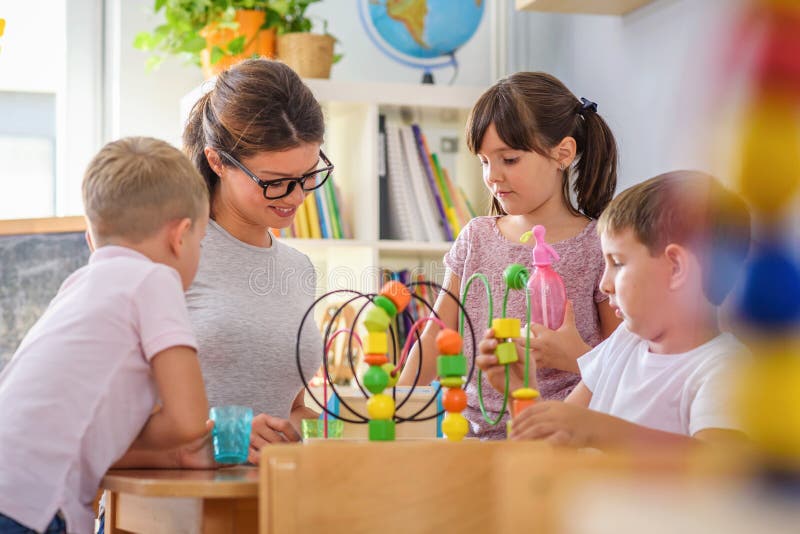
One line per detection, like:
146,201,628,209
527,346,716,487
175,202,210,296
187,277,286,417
0,137,211,533
477,170,751,448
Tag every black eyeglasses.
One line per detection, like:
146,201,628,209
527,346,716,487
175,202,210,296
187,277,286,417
219,149,334,200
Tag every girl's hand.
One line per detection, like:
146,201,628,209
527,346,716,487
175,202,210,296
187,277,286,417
175,420,217,469
248,413,301,464
523,301,589,374
476,328,536,394
509,401,601,447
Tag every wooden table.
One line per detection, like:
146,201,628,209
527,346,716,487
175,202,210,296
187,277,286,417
102,466,258,534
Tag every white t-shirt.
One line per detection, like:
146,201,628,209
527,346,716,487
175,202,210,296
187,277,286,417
0,246,197,534
577,325,747,437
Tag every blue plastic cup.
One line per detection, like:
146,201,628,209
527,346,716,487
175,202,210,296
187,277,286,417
209,405,253,464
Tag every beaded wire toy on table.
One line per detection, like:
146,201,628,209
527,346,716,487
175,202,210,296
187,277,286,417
297,280,478,441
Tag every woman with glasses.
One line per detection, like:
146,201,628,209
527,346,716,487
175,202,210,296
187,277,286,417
181,58,329,462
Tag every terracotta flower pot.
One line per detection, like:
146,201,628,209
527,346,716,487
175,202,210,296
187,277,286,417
200,9,276,79
276,32,335,79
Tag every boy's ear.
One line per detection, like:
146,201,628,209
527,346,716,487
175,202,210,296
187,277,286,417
84,230,95,253
664,243,691,291
552,136,577,168
167,218,193,257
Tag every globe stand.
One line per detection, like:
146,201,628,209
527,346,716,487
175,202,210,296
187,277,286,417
421,71,435,84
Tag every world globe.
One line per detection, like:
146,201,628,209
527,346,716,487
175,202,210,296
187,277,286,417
358,0,485,83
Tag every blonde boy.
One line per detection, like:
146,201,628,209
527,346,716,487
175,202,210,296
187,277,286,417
0,137,210,533
478,171,751,448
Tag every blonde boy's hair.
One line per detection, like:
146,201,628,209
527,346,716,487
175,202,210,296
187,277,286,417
82,137,208,244
598,170,751,305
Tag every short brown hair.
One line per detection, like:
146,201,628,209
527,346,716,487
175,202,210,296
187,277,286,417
183,58,324,200
466,72,617,219
82,137,208,244
598,171,751,304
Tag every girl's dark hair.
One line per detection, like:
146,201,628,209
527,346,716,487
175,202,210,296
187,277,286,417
183,58,325,200
466,72,617,219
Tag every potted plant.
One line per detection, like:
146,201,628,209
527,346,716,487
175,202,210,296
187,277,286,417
134,0,340,79
271,0,341,79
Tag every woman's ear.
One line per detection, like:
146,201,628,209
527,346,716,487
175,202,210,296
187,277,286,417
204,147,224,177
167,218,193,257
664,243,692,291
552,136,577,169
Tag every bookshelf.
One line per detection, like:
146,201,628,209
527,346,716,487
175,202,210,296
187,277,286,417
515,0,654,15
182,79,488,296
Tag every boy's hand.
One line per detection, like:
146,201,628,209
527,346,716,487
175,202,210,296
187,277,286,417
523,301,589,374
248,413,301,464
175,420,216,469
476,328,536,394
509,401,603,447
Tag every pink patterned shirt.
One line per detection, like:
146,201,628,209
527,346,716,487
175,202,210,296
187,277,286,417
444,216,608,439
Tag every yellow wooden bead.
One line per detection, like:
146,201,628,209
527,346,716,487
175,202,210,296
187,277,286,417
492,318,521,339
363,306,391,332
737,96,800,216
511,387,540,400
439,376,464,388
366,393,395,420
442,412,469,442
496,341,518,364
381,363,399,388
735,345,800,466
364,332,388,354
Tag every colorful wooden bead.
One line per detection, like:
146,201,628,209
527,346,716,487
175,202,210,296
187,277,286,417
442,387,467,412
435,328,463,355
366,393,395,420
381,363,399,388
495,341,518,364
439,376,464,388
511,387,540,400
492,318,521,339
363,353,389,366
363,306,391,332
372,295,398,318
368,419,396,441
503,263,529,290
511,398,536,418
436,354,467,377
362,365,389,394
380,280,412,312
442,412,469,442
364,332,388,354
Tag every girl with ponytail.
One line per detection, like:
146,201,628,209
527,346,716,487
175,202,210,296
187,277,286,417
399,72,622,439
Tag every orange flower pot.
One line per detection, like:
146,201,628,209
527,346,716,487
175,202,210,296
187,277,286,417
200,9,276,79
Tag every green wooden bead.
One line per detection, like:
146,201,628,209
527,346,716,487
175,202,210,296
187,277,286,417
363,365,389,394
381,363,399,388
496,341,519,364
436,355,467,378
368,419,396,441
363,306,391,332
503,263,529,290
372,295,398,318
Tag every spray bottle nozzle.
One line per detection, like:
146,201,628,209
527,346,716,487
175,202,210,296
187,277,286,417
522,225,560,266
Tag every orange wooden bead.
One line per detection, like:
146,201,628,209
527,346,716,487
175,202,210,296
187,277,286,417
442,387,467,412
511,398,536,418
363,353,389,366
380,280,411,312
435,329,463,355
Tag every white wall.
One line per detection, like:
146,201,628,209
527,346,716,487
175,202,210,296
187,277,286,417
507,0,744,192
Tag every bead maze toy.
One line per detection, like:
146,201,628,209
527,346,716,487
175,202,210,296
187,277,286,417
297,224,567,441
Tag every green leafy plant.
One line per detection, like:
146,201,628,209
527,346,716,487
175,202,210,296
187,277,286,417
134,0,339,71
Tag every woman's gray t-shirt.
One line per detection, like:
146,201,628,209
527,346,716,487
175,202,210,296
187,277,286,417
186,220,322,418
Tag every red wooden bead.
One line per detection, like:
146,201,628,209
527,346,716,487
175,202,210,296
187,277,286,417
380,280,411,312
435,328,463,355
442,387,467,412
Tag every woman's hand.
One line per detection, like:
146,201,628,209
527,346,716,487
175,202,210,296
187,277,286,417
248,413,301,464
523,301,589,374
476,328,536,394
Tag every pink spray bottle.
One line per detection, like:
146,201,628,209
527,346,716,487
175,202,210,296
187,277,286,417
520,225,566,330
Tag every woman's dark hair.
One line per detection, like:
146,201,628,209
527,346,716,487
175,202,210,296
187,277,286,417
183,58,325,200
466,72,617,219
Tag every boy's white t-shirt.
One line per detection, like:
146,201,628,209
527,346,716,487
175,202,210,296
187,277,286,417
577,325,747,436
0,246,197,534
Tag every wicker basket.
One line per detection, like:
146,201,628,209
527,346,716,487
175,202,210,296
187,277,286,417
276,32,335,79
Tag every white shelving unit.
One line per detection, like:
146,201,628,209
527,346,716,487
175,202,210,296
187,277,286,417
182,78,488,295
